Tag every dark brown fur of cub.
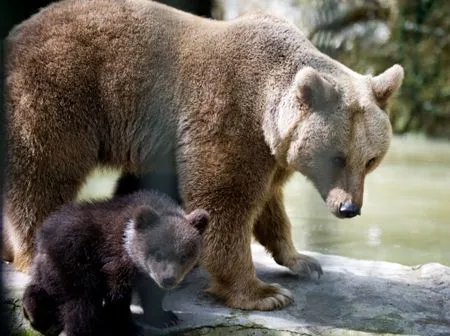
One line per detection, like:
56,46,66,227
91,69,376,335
22,190,208,335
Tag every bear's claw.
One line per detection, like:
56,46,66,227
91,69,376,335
220,281,294,311
288,254,323,279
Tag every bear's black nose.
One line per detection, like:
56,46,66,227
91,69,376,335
338,202,361,218
161,277,176,288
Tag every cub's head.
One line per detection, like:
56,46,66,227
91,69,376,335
270,64,404,218
125,206,209,289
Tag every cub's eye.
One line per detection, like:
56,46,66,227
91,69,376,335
332,156,346,168
152,250,163,262
366,157,376,169
179,249,197,264
180,255,188,264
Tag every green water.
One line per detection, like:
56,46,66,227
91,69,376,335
285,135,450,266
78,135,450,267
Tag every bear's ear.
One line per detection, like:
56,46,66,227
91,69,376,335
186,209,209,235
372,64,404,107
134,206,159,231
295,67,337,110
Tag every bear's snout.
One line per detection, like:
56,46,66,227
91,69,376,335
338,201,361,218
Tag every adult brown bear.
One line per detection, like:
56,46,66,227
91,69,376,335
3,0,403,310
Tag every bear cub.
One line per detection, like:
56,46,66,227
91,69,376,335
22,190,209,336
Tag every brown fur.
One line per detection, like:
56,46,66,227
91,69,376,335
3,0,403,310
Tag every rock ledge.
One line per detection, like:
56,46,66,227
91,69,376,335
4,244,450,336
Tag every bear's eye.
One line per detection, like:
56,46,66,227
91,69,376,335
332,156,346,169
366,157,376,169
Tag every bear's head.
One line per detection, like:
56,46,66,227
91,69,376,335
268,64,404,218
125,206,209,289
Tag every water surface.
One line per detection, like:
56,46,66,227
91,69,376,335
284,135,450,266
78,136,450,266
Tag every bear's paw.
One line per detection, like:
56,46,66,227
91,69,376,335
215,281,294,311
286,253,323,279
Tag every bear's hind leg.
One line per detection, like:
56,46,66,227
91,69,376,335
3,134,97,272
2,232,13,262
253,187,323,279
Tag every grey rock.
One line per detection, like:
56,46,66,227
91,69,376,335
3,244,450,336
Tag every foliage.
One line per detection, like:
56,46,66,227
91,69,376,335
321,0,450,138
218,0,449,137
304,0,398,55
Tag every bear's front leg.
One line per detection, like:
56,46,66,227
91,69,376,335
201,196,293,310
181,172,293,310
178,127,295,310
253,186,323,279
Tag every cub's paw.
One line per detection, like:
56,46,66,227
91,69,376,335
142,309,180,329
131,323,145,336
287,253,323,279
160,310,180,328
211,280,294,311
105,320,142,336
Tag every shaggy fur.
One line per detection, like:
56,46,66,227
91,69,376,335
4,0,403,310
22,190,209,335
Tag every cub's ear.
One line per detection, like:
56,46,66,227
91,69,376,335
186,209,209,235
134,206,159,231
295,67,337,109
372,64,404,107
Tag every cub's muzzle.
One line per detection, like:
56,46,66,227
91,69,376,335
161,276,176,289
